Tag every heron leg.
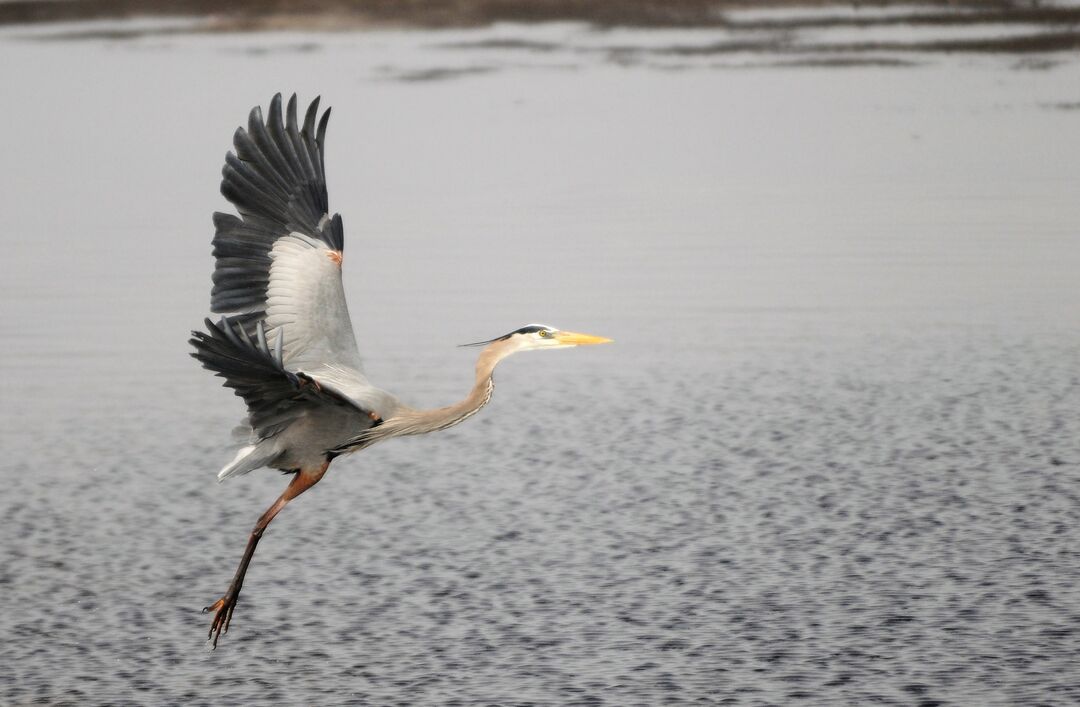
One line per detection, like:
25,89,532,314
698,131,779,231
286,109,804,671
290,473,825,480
204,462,328,649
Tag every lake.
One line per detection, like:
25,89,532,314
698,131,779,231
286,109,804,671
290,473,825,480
2,12,1080,705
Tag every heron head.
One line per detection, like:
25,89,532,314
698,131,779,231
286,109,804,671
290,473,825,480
462,324,612,351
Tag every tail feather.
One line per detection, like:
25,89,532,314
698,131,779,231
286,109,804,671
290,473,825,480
217,441,280,481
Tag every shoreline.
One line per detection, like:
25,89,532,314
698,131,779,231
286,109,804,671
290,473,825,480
4,1,1080,56
2,0,1079,32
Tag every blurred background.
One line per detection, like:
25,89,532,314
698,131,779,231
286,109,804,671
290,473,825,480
2,1,1079,704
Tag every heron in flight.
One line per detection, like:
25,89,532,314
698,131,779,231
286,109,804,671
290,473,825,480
190,94,611,648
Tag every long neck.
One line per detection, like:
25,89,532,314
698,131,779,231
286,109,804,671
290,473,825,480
394,341,508,436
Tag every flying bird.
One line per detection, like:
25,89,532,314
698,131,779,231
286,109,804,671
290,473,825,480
190,94,611,648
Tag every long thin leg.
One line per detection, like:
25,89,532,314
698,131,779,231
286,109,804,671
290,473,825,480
204,462,328,648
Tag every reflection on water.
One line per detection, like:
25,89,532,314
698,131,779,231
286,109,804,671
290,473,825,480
2,18,1080,706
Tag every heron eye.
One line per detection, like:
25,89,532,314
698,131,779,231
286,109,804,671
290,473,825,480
539,330,551,338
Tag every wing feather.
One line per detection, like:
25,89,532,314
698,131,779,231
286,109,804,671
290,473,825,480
206,94,396,417
190,317,369,440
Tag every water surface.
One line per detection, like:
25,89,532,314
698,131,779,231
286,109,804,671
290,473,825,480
1,21,1080,706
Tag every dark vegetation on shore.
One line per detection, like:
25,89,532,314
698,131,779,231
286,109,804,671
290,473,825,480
3,0,1080,55
0,0,1076,30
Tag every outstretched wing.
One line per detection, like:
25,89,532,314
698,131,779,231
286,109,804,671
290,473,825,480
210,93,364,381
190,317,369,440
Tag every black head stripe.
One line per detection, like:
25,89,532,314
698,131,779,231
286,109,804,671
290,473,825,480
459,323,554,347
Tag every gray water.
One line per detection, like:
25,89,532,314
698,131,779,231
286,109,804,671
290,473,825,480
2,18,1080,706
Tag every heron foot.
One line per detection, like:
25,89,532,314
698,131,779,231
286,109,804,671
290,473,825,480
203,592,238,649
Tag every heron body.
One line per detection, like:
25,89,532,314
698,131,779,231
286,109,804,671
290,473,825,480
190,94,610,648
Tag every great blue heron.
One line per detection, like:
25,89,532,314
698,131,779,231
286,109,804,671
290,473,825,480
190,94,611,648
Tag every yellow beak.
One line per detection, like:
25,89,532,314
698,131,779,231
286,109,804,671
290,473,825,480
554,330,613,346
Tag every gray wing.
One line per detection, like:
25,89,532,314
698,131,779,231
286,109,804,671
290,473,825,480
189,317,373,440
209,94,394,414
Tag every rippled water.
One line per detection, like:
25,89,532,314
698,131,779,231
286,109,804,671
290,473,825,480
2,20,1080,706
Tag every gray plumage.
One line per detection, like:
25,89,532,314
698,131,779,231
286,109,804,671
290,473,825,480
189,317,377,456
211,93,342,328
195,93,399,481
